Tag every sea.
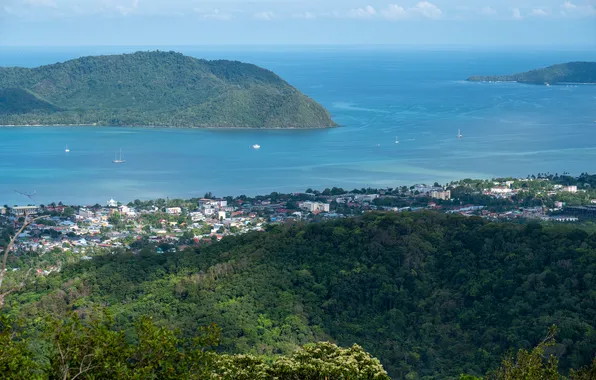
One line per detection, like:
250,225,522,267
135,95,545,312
1,46,596,206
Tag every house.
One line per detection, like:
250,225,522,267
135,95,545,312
490,187,513,195
0,207,6,215
107,199,118,208
166,207,182,215
218,211,227,220
562,186,578,193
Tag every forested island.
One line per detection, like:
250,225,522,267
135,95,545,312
467,61,596,84
3,211,596,378
0,51,335,129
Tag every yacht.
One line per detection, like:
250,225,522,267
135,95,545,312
113,149,126,164
395,136,399,144
457,129,463,139
252,144,261,150
65,145,70,153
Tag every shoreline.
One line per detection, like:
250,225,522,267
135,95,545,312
0,124,340,130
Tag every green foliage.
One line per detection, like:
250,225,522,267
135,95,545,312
0,315,42,380
0,51,335,129
7,212,596,378
468,61,596,84
0,312,388,379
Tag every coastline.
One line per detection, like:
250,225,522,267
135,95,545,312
0,124,340,130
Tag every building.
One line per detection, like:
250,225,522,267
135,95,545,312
166,207,182,215
565,205,596,219
299,201,331,213
0,207,6,215
554,201,565,209
107,199,118,208
12,205,40,216
78,208,94,218
490,187,513,195
430,190,451,201
562,186,578,193
218,211,227,220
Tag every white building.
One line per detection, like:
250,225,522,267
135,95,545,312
218,211,227,220
12,205,40,216
430,190,451,201
490,187,513,195
299,201,330,213
562,186,578,193
107,199,118,208
166,207,182,215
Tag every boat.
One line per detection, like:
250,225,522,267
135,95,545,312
457,129,463,139
65,145,70,153
113,149,126,164
395,136,399,144
252,144,261,150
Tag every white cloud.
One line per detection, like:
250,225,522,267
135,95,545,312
349,5,376,19
253,11,275,20
479,6,497,16
115,0,139,16
562,1,577,9
380,2,442,20
294,11,316,20
381,4,407,20
511,8,523,19
530,8,549,16
195,8,232,21
411,1,442,19
560,1,596,16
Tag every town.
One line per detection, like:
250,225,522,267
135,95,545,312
2,172,596,277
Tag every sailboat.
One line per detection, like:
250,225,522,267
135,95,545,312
395,136,399,144
113,149,126,164
457,129,463,139
65,145,70,153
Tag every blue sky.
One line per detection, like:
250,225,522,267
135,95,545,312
1,0,595,46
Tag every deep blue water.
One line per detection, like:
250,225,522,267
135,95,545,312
1,46,596,205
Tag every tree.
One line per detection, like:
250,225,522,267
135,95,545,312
0,212,43,308
487,326,560,380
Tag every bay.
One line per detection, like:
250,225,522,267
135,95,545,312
1,46,596,206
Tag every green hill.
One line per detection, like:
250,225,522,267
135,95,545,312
467,61,596,84
8,212,596,378
0,51,335,128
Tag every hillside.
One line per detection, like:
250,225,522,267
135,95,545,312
467,61,596,84
0,51,335,129
8,212,596,379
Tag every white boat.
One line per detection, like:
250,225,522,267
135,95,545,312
65,145,70,153
457,129,463,139
113,149,126,164
252,144,261,150
395,136,399,144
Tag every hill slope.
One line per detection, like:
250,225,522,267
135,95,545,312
0,51,335,128
467,61,596,84
9,212,596,378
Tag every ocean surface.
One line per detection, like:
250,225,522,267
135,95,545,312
1,46,596,206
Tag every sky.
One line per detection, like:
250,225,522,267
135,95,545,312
0,0,595,46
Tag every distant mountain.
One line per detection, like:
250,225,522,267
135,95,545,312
467,61,596,84
0,51,336,129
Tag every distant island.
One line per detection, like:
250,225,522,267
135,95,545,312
0,51,336,129
467,61,596,85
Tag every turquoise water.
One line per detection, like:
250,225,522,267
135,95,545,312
1,47,596,205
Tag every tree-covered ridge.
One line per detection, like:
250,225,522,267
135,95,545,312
0,51,336,128
467,62,596,84
8,212,596,378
